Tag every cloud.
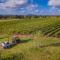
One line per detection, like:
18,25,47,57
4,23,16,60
48,0,60,15
48,0,60,7
0,0,40,15
0,0,27,8
26,4,39,13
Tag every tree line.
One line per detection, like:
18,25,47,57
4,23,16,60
0,15,60,19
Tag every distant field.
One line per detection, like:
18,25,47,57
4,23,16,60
0,17,60,37
0,17,60,60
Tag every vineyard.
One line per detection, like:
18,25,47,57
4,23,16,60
0,17,60,38
0,17,60,60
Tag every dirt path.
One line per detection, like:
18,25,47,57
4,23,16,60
11,34,34,39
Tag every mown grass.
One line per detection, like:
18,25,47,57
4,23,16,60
0,35,60,60
0,17,60,60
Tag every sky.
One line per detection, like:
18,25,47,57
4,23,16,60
0,0,60,15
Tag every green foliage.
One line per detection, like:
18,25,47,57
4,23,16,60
0,17,60,36
0,17,60,60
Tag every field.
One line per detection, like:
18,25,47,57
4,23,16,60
0,17,60,60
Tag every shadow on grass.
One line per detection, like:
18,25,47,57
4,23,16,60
40,42,60,48
7,38,32,49
20,39,32,43
0,37,4,39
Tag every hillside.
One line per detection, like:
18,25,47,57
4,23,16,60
0,17,60,60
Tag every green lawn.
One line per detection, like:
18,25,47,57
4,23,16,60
0,36,60,60
0,17,60,60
